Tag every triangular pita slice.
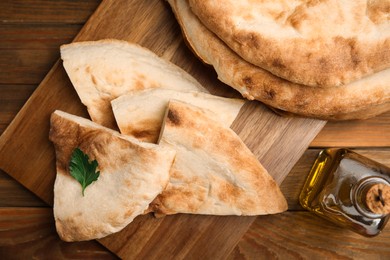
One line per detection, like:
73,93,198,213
49,110,176,241
168,0,390,120
111,89,245,143
152,100,287,215
60,39,208,129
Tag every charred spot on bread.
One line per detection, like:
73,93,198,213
167,108,181,125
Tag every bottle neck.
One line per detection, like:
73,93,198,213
352,177,390,218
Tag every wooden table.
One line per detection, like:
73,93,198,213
1,1,389,259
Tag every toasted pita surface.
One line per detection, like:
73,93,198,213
152,100,287,215
189,0,390,87
111,89,244,143
169,0,390,120
60,39,208,129
49,110,175,241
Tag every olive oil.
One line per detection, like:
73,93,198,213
299,148,390,237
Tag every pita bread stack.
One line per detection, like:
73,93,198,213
54,39,287,241
168,0,390,120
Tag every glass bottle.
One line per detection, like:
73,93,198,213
299,148,390,237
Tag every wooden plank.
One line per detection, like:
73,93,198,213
0,24,81,49
0,49,59,84
228,211,390,259
311,111,390,147
1,207,388,260
0,85,36,135
0,0,100,24
0,208,116,259
0,170,46,207
0,0,325,258
2,209,389,259
0,24,81,84
0,23,82,85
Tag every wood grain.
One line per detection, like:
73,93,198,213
2,207,389,259
0,24,81,49
0,85,36,135
0,0,100,24
229,211,390,260
0,24,81,84
0,0,326,259
0,49,59,84
0,208,116,259
0,170,46,207
311,111,390,147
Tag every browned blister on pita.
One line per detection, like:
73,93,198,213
49,110,175,241
168,0,390,120
60,39,208,129
151,100,287,215
189,0,390,88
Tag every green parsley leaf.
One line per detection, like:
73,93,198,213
69,148,100,196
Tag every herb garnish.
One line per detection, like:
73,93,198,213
69,148,100,196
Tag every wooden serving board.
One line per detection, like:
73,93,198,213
0,0,326,259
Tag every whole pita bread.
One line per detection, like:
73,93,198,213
189,0,390,88
169,0,390,120
152,100,287,215
111,88,244,143
49,110,175,241
60,39,208,129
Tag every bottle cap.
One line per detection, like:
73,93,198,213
364,183,390,215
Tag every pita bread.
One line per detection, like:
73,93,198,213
49,110,175,241
111,89,245,143
189,0,390,88
151,100,287,215
60,39,208,129
169,0,390,120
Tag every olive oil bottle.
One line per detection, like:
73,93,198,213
299,148,390,237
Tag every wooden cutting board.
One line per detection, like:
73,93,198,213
0,0,326,259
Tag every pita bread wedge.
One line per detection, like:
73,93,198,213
151,100,287,215
49,110,175,241
111,89,244,143
60,39,208,129
169,0,390,120
189,0,390,88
